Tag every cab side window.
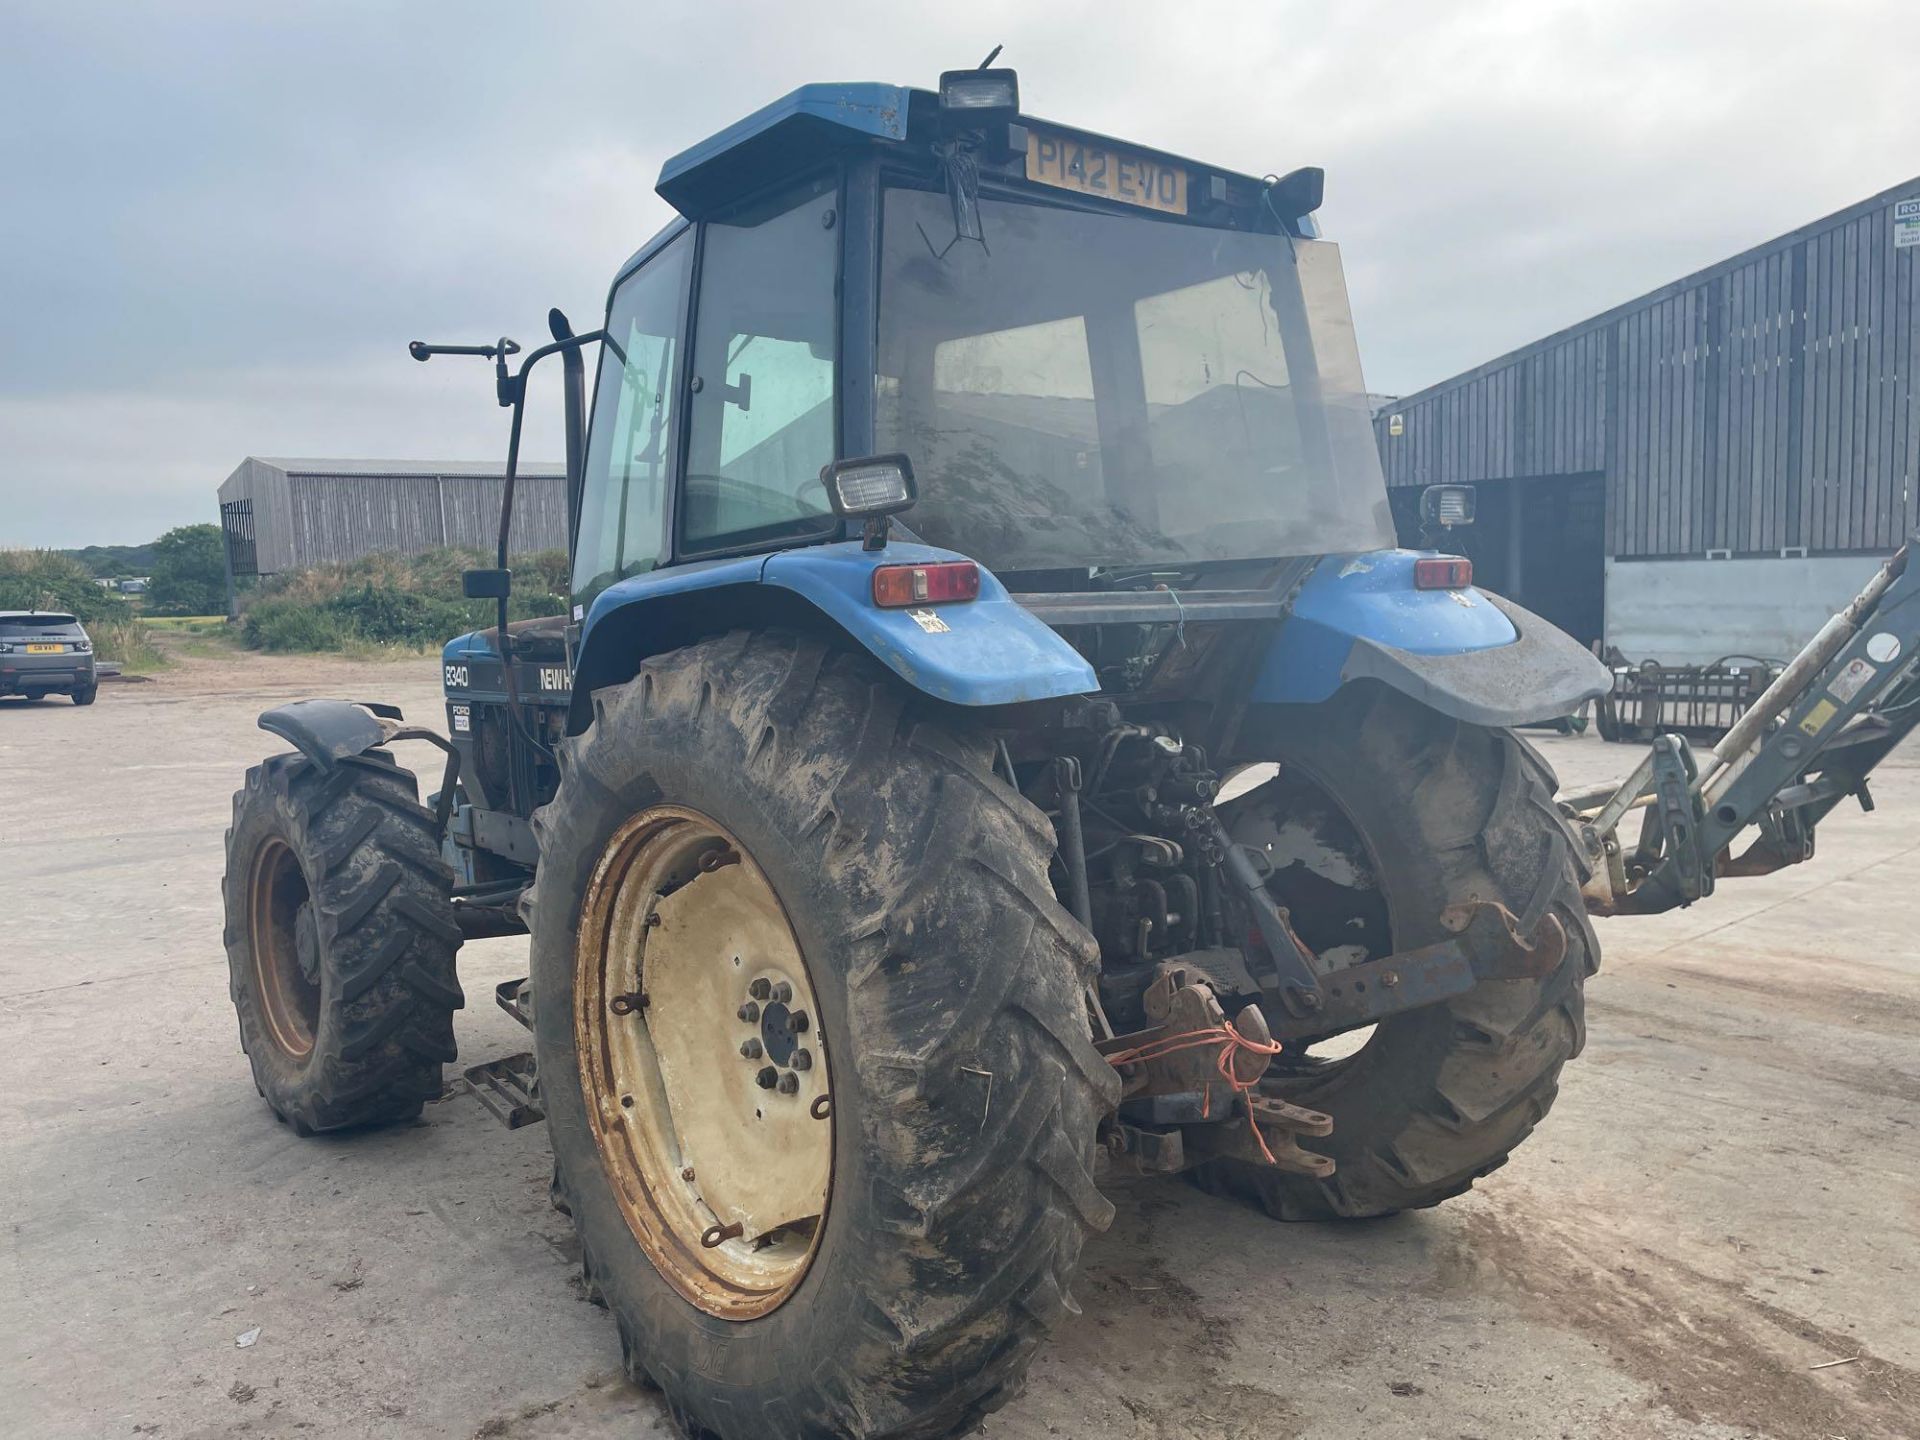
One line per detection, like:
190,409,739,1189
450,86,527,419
572,232,693,604
681,176,839,552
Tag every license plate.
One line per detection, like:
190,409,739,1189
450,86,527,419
1026,127,1187,214
24,643,62,654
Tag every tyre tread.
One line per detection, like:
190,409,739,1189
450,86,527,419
222,752,463,1133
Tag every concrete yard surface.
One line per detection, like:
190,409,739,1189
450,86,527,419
2,650,1916,1439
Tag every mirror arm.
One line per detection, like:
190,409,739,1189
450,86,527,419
549,310,590,560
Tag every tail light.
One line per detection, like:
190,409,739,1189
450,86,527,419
1414,556,1472,590
872,561,981,608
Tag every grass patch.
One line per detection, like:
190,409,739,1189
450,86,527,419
89,617,171,674
239,548,568,654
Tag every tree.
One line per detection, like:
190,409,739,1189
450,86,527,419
146,524,228,616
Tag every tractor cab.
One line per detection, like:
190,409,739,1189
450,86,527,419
571,71,1393,609
439,70,1460,828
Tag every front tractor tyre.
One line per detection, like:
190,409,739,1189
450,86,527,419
1200,683,1598,1220
527,633,1118,1440
222,752,465,1134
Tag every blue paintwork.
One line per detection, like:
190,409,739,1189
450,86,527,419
579,542,1097,707
656,82,913,214
443,631,495,665
1252,550,1518,705
608,216,691,303
651,77,1307,230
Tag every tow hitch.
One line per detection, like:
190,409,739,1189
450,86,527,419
1564,539,1920,914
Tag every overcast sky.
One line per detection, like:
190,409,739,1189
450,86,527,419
2,0,1914,548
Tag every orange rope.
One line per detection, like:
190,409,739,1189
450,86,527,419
1105,1024,1287,1165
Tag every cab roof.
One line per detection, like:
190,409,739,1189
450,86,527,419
657,82,914,216
650,77,1298,227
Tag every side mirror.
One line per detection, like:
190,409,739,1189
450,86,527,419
464,568,512,600
1419,484,1476,530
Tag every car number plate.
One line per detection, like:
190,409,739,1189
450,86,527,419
1026,128,1187,214
24,643,62,654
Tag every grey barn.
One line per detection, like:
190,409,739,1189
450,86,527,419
217,458,568,577
1372,176,1919,665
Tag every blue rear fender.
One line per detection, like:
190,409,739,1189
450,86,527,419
1255,549,1610,728
572,540,1096,721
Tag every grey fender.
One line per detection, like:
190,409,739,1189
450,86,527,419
258,698,407,771
1339,593,1612,728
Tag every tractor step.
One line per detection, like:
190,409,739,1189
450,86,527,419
495,976,534,1030
463,1051,544,1129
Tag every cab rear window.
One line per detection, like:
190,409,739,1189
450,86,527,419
0,614,83,635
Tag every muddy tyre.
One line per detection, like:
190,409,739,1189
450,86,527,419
223,752,464,1133
1197,682,1597,1220
527,632,1118,1440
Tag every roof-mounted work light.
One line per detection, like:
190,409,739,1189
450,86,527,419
823,454,917,550
938,68,1019,124
1420,483,1476,529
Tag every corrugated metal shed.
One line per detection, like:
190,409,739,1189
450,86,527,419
217,458,567,575
1373,176,1920,559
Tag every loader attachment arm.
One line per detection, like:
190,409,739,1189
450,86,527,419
1567,540,1920,915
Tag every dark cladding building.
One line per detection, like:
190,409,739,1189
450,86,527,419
217,457,567,578
1372,178,1919,664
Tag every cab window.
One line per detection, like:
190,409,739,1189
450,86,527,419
681,176,839,552
572,230,692,604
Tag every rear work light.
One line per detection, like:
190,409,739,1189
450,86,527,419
872,562,981,608
1414,556,1472,590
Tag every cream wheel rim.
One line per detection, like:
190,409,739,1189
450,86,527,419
575,805,832,1320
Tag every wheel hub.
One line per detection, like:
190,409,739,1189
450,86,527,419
756,997,803,1067
293,903,321,987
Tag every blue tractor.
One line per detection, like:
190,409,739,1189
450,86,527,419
221,67,1920,1439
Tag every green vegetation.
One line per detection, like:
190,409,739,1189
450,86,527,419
62,541,158,579
87,617,170,673
0,549,133,622
146,524,228,616
240,548,569,653
0,550,168,672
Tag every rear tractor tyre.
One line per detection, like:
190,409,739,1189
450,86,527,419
527,632,1118,1440
222,751,464,1133
1197,682,1597,1220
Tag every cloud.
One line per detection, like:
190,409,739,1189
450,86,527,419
2,0,1914,545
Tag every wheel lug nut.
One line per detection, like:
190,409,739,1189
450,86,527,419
756,1066,779,1089
791,1048,812,1071
738,1001,760,1023
739,1039,763,1060
748,977,771,1001
771,981,793,1004
777,1072,799,1095
787,1010,809,1033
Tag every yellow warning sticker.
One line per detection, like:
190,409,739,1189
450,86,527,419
1798,698,1839,736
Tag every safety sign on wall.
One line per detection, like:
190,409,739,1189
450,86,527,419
1897,198,1920,249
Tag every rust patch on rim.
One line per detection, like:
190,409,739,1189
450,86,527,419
246,836,320,1061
